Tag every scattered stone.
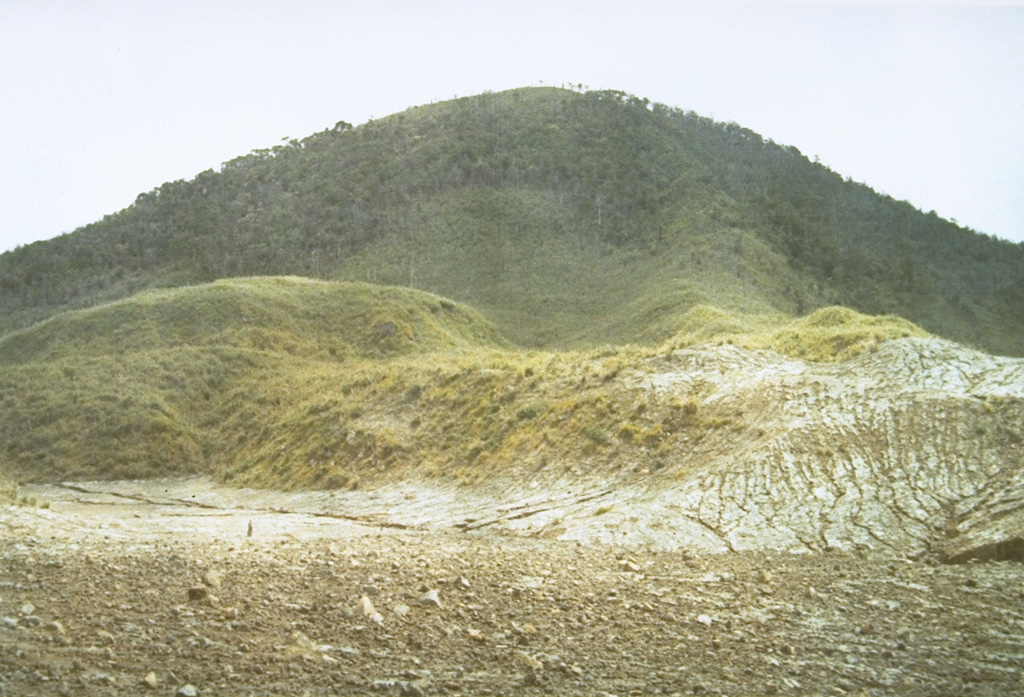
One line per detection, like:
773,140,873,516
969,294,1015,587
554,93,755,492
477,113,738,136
697,614,713,628
177,684,199,697
457,575,471,589
418,589,441,608
760,569,774,584
559,662,584,676
400,681,427,697
44,620,66,636
781,644,795,656
201,569,223,589
142,671,159,689
354,595,383,624
20,602,35,616
393,603,410,617
467,628,486,642
187,585,209,602
357,595,376,617
2,617,18,629
516,651,544,671
618,558,642,573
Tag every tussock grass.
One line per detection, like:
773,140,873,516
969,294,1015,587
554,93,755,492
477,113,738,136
663,305,928,362
763,306,928,362
0,475,47,507
0,278,932,488
0,476,20,503
0,276,508,365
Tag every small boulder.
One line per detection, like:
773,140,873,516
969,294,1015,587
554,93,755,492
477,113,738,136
357,595,376,616
418,589,441,608
201,570,223,589
356,595,383,624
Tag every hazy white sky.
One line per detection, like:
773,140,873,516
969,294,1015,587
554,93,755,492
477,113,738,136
1,1,1022,254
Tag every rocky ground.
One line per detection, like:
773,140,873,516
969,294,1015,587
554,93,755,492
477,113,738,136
3,480,1024,697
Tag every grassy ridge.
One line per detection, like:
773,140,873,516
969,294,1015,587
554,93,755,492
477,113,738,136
0,278,930,486
662,305,928,361
0,277,507,365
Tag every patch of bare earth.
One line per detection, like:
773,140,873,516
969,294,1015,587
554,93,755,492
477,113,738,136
2,478,1023,697
3,338,1024,696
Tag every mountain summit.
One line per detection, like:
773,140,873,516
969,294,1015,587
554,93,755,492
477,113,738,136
1,86,1021,354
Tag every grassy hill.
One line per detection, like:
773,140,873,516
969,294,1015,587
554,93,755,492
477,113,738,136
0,276,507,364
0,86,1018,489
0,278,509,483
0,275,930,487
0,87,1021,355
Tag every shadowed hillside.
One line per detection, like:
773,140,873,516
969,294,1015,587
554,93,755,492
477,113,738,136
1,87,1021,354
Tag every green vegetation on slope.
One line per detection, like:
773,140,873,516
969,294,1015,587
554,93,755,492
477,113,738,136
0,276,507,365
0,87,1019,355
662,305,929,362
0,279,931,487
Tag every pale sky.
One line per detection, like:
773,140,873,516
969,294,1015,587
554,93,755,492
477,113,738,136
1,1,1022,255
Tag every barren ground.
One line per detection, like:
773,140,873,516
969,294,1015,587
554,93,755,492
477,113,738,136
3,479,1024,697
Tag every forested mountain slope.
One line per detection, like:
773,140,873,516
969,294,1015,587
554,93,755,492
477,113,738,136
2,87,1021,354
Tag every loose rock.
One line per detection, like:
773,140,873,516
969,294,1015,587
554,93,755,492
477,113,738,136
356,594,384,624
400,681,427,697
418,589,441,608
201,569,223,589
